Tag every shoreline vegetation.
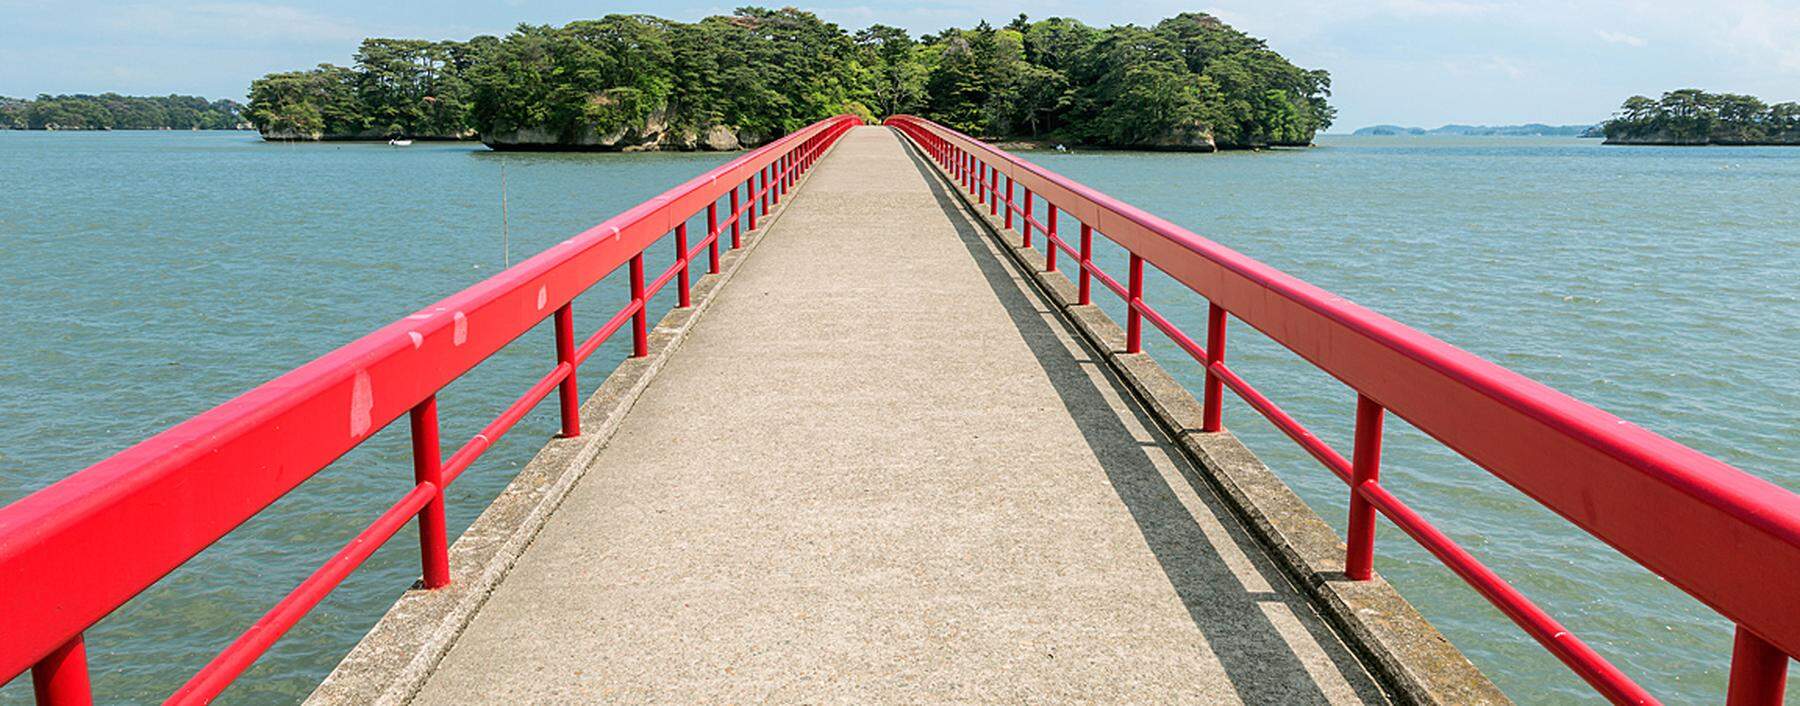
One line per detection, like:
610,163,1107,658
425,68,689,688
0,94,246,131
245,8,1335,152
1602,89,1800,146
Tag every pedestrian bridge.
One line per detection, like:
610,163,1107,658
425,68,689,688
3,118,1796,705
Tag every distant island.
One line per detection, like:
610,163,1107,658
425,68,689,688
0,94,246,131
1601,89,1800,145
1352,123,1597,137
246,9,1335,152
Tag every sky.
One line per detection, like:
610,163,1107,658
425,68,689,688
2,0,1797,130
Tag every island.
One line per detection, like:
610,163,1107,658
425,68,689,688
244,9,1335,152
1601,89,1800,145
0,94,246,130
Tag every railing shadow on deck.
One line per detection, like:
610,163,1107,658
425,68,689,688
894,134,1389,705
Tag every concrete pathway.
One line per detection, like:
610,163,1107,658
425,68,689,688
412,127,1387,703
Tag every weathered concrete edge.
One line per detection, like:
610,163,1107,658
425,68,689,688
903,133,1509,706
304,143,841,706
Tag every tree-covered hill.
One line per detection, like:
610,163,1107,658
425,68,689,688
1603,90,1800,145
0,94,245,130
245,8,1334,151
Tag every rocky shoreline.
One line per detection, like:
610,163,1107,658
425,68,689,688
1603,132,1800,146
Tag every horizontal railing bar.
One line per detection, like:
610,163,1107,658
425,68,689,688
647,259,681,301
442,362,571,487
1207,360,1354,483
167,482,437,705
575,300,642,366
1087,258,1129,300
1358,482,1655,704
1131,299,1207,363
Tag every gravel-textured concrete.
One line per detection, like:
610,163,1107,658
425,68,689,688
411,127,1389,703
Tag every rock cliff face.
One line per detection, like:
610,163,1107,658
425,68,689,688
1603,128,1800,146
479,108,772,152
1129,124,1219,152
259,127,476,141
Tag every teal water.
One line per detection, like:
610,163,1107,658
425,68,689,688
0,131,1794,703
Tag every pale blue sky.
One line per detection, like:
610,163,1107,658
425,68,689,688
3,0,1797,130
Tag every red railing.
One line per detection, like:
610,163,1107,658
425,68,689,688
0,115,862,705
886,115,1798,705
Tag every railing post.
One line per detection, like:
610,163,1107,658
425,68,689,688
31,634,91,706
1023,189,1034,247
553,304,580,438
977,162,987,206
1727,626,1790,706
1078,223,1094,305
408,395,450,588
989,168,999,216
730,189,742,248
1046,208,1059,272
1203,303,1227,431
1345,394,1385,581
747,179,759,231
675,224,691,308
706,202,720,274
1126,254,1143,352
1004,176,1014,230
759,166,769,217
629,253,647,357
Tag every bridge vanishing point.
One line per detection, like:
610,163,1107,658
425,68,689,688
3,118,1797,705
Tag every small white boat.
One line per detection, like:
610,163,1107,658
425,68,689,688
389,138,413,147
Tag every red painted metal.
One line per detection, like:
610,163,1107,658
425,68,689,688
29,637,87,706
1045,208,1059,272
887,115,1798,704
1004,177,1015,229
706,203,721,274
554,304,581,437
1022,189,1035,247
1125,254,1144,354
0,115,859,703
989,169,999,216
730,189,743,248
1729,628,1790,706
409,396,451,588
675,224,691,308
1202,303,1226,433
1078,223,1094,305
977,162,987,205
1345,395,1384,581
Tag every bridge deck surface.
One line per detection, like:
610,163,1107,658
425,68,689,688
412,126,1386,703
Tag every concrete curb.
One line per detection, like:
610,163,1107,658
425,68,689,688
897,129,1509,706
304,140,845,706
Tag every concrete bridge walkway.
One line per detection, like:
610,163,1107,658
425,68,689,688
407,126,1387,703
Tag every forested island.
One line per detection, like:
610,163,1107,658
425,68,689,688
1602,89,1800,145
245,8,1334,152
0,94,245,130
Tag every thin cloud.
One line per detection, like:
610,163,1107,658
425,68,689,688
1595,29,1647,47
106,3,368,44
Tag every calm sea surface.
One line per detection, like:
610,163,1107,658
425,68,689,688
1,131,1794,703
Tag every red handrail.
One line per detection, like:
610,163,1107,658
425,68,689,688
886,115,1797,705
0,115,862,704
